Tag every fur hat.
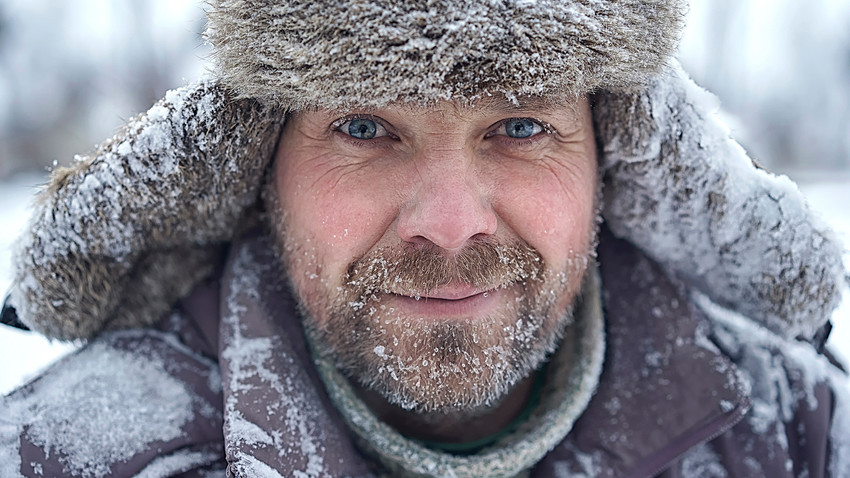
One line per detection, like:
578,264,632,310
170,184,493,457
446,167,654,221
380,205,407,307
206,0,687,108
4,0,847,342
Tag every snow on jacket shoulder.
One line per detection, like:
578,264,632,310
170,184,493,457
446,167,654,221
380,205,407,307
0,325,226,477
1,228,848,477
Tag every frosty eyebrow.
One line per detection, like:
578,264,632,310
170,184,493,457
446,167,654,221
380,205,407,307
466,96,581,120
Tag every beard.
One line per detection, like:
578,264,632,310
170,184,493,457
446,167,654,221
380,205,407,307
337,241,588,411
267,187,595,416
280,238,591,416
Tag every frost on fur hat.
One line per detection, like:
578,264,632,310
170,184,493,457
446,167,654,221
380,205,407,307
206,0,687,108
8,82,283,340
594,64,848,340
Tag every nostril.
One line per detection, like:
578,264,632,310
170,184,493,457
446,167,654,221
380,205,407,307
404,234,437,248
397,197,497,250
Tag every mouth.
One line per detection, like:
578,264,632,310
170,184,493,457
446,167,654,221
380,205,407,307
407,283,491,301
384,283,509,319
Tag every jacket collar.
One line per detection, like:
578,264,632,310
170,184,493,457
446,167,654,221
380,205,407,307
215,227,749,477
532,228,750,477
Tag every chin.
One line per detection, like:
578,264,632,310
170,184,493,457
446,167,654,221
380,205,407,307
311,272,581,414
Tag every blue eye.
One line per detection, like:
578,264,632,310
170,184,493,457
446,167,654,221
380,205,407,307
337,117,390,140
503,118,539,138
348,118,377,139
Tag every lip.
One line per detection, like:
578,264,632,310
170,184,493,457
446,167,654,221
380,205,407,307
383,283,510,319
412,283,490,301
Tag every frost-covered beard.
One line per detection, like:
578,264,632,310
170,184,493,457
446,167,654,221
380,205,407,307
280,230,590,415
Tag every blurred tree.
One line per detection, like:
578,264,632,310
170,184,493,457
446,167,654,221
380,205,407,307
680,0,850,177
0,0,208,180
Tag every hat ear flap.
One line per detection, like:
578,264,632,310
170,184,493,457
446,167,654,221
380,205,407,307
594,62,846,340
9,81,283,341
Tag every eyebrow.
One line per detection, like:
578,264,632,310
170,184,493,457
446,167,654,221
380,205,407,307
463,95,577,116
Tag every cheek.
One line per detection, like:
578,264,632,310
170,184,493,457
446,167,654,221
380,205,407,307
494,158,598,266
275,153,398,283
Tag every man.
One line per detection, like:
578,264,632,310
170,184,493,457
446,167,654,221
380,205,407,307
1,1,848,477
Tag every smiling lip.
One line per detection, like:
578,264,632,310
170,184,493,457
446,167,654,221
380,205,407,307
385,283,508,318
411,283,491,301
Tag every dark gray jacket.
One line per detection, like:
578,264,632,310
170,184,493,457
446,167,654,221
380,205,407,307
2,227,846,477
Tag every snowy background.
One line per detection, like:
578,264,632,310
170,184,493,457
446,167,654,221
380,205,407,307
1,0,849,393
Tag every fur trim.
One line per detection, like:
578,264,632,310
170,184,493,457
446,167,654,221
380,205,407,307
9,81,283,340
206,0,687,108
595,63,847,339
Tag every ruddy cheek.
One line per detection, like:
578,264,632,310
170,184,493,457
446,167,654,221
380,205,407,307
545,194,596,251
497,173,595,266
309,189,380,244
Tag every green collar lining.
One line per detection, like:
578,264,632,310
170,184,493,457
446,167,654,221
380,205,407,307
414,365,548,455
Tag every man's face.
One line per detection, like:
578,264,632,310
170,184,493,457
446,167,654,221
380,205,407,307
270,97,598,414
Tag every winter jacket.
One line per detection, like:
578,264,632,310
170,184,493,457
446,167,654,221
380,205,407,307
2,226,847,477
2,0,850,476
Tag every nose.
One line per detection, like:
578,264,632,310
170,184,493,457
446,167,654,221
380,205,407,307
396,159,498,251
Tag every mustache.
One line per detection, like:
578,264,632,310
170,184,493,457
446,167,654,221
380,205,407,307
343,239,545,297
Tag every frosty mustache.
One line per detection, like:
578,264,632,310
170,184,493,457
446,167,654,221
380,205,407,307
342,239,546,300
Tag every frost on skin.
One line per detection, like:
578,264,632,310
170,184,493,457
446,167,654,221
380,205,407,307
0,333,197,478
282,208,593,415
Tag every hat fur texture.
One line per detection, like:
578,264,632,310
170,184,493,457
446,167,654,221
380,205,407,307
10,84,282,340
6,0,847,342
206,0,687,108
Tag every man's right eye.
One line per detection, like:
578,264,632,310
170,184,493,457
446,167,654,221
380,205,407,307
337,117,388,140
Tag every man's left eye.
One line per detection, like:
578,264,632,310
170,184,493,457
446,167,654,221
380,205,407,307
491,118,544,139
338,117,389,140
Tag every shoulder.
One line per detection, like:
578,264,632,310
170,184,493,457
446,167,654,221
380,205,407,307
0,323,225,477
680,296,850,478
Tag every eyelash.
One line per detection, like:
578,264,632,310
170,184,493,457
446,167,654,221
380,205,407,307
331,115,396,148
485,118,552,147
